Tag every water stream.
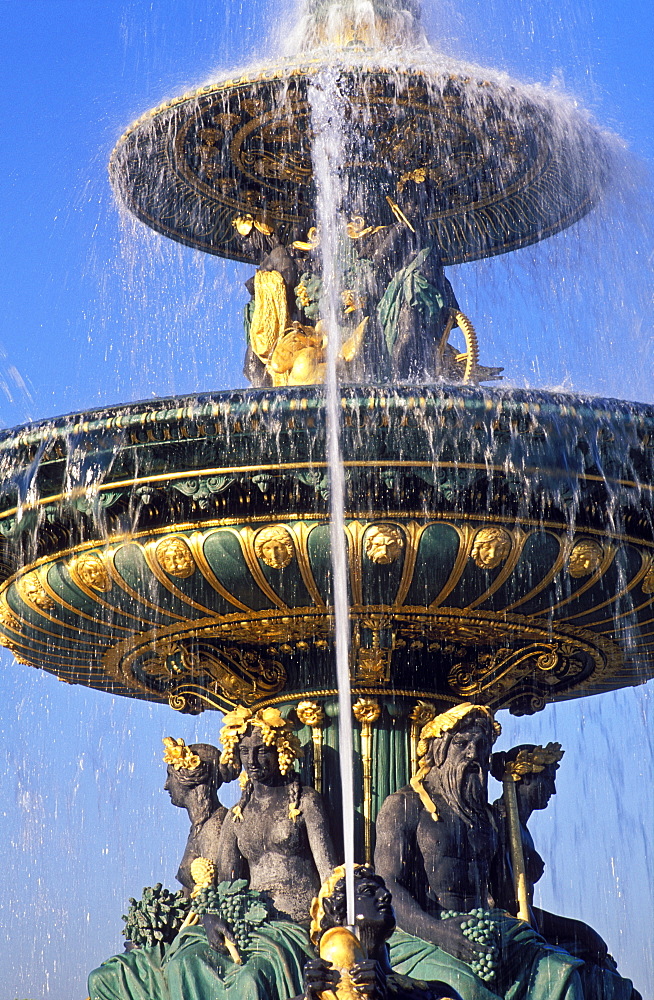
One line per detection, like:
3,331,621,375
309,66,357,924
0,1,652,997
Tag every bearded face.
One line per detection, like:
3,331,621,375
427,719,493,825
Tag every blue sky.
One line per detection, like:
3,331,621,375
0,1,652,997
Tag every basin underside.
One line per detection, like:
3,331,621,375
110,65,604,265
0,385,652,715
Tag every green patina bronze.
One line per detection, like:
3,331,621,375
1,384,652,723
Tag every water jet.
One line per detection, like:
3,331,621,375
1,1,651,996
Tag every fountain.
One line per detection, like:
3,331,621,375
1,0,651,997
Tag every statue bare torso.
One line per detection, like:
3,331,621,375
414,795,496,911
218,783,336,925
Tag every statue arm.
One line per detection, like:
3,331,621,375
216,814,247,882
301,787,339,882
373,792,482,964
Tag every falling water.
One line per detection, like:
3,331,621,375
0,1,653,997
309,67,357,926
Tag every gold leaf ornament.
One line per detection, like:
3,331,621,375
232,214,274,236
296,700,325,728
642,563,654,594
73,553,112,592
254,525,295,568
352,696,381,724
364,524,404,564
567,539,604,578
471,527,512,569
162,736,201,771
291,227,320,251
345,215,387,239
504,741,564,780
417,703,501,758
409,700,436,728
156,537,196,578
19,570,55,611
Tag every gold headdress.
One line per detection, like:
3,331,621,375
410,704,500,823
504,742,564,781
416,703,501,760
310,864,370,946
162,737,201,771
219,705,302,777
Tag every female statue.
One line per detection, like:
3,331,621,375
161,737,234,893
89,736,236,1000
491,744,640,1000
216,705,338,924
88,721,324,1000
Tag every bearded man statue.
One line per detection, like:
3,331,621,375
374,703,589,1000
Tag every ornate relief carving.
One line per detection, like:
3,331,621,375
18,571,55,611
130,638,287,707
567,539,603,578
363,524,404,565
642,564,654,595
71,553,113,593
254,525,295,568
156,537,196,578
470,526,512,569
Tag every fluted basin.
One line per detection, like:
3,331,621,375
0,384,652,718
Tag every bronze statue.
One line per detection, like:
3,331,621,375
216,705,338,925
374,703,591,999
162,737,235,894
297,864,462,1000
491,744,641,1000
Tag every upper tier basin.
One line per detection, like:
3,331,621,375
110,61,607,265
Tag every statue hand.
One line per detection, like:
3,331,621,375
349,958,387,1000
201,913,238,955
303,957,340,1000
436,917,486,965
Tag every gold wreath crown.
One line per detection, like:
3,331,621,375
162,736,201,771
416,702,501,759
504,742,564,780
219,705,302,777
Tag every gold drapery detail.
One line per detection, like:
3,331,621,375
249,270,289,370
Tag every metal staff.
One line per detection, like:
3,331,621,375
501,769,531,923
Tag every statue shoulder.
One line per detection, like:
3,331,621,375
299,783,329,813
377,784,422,828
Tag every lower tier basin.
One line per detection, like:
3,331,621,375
0,384,652,716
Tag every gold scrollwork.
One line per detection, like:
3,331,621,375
168,693,188,711
447,641,582,699
198,646,286,704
